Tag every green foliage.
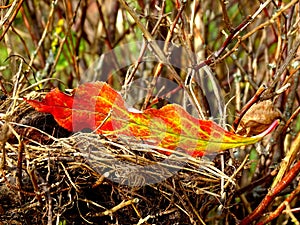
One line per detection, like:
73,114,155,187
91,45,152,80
249,148,258,175
165,0,174,13
295,115,300,133
58,220,67,225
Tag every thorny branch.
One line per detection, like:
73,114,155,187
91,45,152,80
239,133,300,225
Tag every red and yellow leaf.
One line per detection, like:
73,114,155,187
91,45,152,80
25,82,279,157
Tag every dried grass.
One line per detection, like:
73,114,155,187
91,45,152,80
0,95,242,225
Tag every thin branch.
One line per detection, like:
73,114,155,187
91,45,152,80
256,183,300,225
239,133,300,225
118,0,182,85
232,85,267,131
0,0,24,42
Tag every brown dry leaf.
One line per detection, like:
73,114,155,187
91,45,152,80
236,100,281,136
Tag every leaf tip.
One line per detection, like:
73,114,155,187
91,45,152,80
255,119,280,138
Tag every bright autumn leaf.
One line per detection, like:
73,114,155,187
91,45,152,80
25,82,279,157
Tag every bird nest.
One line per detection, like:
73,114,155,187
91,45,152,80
0,96,243,225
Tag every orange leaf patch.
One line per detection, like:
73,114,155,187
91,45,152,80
25,82,279,157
